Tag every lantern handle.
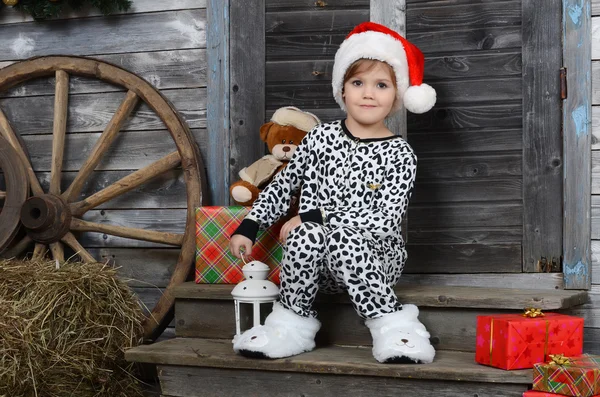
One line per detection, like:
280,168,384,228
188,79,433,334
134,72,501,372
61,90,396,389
240,251,248,266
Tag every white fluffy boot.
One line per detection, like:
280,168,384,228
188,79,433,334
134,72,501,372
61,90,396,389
232,302,321,359
365,304,435,364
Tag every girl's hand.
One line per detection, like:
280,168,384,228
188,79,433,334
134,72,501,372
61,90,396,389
279,215,302,244
229,234,253,259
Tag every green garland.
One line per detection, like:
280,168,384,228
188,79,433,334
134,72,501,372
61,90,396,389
3,0,132,20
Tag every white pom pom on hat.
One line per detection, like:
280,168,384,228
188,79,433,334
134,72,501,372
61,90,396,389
332,22,436,114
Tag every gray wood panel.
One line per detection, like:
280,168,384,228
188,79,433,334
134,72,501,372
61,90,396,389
408,227,521,244
408,203,522,228
405,243,522,273
416,154,521,179
266,26,521,60
568,286,600,328
266,9,367,34
206,0,229,206
229,0,266,205
126,338,532,384
157,365,528,397
592,240,600,284
266,0,369,10
266,77,521,108
584,327,600,354
593,17,600,59
0,88,206,134
521,0,563,273
1,50,206,98
266,52,521,84
407,2,521,31
564,0,593,288
411,178,522,203
0,10,207,61
594,0,600,16
0,0,206,25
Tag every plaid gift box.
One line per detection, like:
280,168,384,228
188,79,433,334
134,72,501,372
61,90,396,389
476,312,584,370
524,391,600,397
533,355,600,397
195,206,284,284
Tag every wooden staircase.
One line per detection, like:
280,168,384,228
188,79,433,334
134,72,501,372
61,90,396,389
126,283,588,397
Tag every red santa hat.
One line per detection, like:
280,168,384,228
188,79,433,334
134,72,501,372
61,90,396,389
332,22,436,114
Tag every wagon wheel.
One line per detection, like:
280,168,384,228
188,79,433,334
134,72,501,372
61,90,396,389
0,56,207,342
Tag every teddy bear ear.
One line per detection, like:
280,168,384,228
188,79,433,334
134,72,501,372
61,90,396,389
260,122,275,142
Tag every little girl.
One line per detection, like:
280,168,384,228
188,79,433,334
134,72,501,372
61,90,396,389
229,22,437,364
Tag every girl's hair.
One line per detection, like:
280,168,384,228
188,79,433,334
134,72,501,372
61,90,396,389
342,59,397,89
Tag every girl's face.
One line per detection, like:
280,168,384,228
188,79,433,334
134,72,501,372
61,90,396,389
342,61,396,126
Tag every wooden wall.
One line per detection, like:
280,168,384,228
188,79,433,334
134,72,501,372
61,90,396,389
584,0,600,354
265,0,524,275
0,1,208,328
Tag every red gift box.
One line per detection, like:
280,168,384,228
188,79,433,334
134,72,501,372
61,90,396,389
195,206,285,284
475,312,584,370
524,392,600,397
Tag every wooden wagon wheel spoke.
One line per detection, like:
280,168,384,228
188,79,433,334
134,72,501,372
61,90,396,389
0,56,207,342
49,242,64,263
62,90,139,203
69,151,181,217
70,218,184,246
61,232,95,263
0,108,44,196
1,235,32,259
50,70,69,195
32,243,47,261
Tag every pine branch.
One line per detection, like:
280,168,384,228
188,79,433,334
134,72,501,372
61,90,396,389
12,0,132,20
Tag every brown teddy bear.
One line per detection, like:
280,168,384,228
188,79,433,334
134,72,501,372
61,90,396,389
229,106,321,206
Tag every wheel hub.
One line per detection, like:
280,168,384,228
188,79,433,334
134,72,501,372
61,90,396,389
20,194,72,244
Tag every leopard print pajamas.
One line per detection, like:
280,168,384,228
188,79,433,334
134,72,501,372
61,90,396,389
234,120,417,319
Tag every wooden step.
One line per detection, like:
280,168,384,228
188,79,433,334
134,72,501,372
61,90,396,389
172,282,587,351
126,338,531,397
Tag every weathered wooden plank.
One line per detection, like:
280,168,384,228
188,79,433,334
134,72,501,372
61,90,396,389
413,130,523,153
408,0,516,4
78,209,187,248
412,178,522,203
266,52,521,85
584,328,600,354
0,0,206,25
408,203,522,228
591,239,600,284
266,77,521,108
269,103,523,131
417,154,521,179
1,50,206,98
405,243,522,273
521,0,563,273
206,0,229,206
396,273,563,289
590,196,600,239
0,10,206,61
266,9,367,34
157,365,528,397
408,227,521,244
266,0,369,11
594,0,600,16
0,88,206,134
22,131,192,171
568,286,600,328
125,338,532,384
266,27,522,60
591,152,600,193
407,2,521,31
592,61,600,104
592,106,600,148
229,0,265,205
592,17,600,59
563,0,592,289
176,283,585,310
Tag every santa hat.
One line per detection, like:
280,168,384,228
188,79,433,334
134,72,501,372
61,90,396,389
332,22,436,114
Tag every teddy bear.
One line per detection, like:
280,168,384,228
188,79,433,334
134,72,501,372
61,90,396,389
229,106,321,206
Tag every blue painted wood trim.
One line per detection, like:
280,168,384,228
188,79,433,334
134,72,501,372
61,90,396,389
563,0,592,289
207,0,230,205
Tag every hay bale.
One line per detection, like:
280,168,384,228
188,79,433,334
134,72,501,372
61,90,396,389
0,259,145,397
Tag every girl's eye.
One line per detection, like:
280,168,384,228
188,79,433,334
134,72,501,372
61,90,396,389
281,140,286,144
352,80,362,86
377,82,388,89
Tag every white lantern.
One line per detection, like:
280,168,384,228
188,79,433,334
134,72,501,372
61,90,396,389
231,256,279,336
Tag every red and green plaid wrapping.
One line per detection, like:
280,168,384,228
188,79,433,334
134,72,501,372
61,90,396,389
533,355,600,397
195,206,284,284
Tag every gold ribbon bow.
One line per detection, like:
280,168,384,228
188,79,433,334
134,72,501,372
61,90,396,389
523,307,545,318
549,354,571,366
